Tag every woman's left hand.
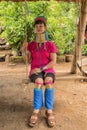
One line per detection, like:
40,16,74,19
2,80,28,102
31,68,41,75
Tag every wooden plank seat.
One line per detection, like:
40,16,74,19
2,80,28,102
77,58,87,76
0,52,12,62
0,54,5,62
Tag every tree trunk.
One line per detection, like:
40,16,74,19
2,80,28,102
71,0,87,74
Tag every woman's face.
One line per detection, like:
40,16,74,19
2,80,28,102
35,23,46,34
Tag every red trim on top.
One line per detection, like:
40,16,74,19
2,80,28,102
34,17,46,24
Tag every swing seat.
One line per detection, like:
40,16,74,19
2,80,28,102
22,78,31,84
77,58,87,76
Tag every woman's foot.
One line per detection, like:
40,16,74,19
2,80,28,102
28,110,40,127
45,110,55,127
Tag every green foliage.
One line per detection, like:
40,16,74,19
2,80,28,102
64,42,75,54
47,1,77,54
0,2,25,50
0,1,79,54
82,44,87,56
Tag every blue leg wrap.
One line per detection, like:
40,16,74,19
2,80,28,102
34,88,43,110
45,88,54,110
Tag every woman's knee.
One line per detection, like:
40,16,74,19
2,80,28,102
44,77,53,88
35,78,43,88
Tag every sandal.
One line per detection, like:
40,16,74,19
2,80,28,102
28,111,39,127
45,110,55,127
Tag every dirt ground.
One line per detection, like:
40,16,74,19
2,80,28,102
0,61,87,130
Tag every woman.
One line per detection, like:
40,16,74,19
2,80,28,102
22,16,58,127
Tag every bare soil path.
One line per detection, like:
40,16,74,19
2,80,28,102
0,62,87,130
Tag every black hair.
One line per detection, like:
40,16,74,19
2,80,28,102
34,20,46,27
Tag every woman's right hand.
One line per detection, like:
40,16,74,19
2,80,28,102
21,40,28,52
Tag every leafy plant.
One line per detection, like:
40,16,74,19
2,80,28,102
64,41,75,54
82,44,87,56
0,1,77,54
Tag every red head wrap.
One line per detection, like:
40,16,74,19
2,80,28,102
34,16,46,25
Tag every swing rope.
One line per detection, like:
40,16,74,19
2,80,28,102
24,0,29,81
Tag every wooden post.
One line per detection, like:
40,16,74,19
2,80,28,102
71,0,87,74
